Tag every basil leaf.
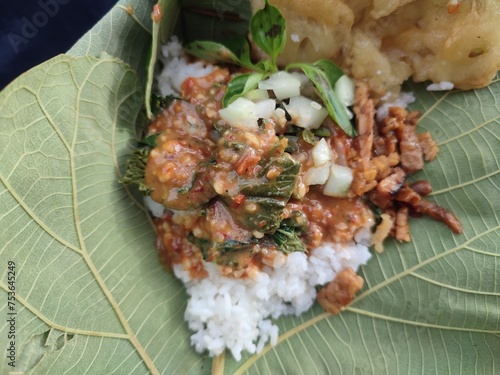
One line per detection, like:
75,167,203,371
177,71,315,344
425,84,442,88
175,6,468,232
184,41,253,69
222,72,265,107
249,0,286,71
213,240,256,254
288,60,356,137
224,36,255,68
254,59,275,74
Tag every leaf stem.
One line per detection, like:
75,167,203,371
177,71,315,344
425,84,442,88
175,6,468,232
116,5,152,35
212,352,225,375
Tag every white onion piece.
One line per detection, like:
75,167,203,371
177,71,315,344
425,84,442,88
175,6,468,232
144,196,165,218
254,99,276,119
334,75,355,119
305,163,331,186
244,89,269,101
334,75,355,106
323,164,353,197
258,71,301,100
311,138,332,167
219,97,258,130
284,96,328,129
290,72,309,88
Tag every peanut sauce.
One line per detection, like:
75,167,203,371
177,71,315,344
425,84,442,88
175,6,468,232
146,69,373,277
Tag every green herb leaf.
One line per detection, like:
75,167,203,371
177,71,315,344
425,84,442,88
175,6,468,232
213,240,256,254
222,72,265,107
288,60,356,136
249,0,286,71
187,233,212,259
240,155,300,198
223,36,255,68
185,40,256,70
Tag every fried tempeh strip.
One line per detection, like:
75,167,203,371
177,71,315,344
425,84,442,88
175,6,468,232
413,199,463,234
395,206,411,242
317,268,364,314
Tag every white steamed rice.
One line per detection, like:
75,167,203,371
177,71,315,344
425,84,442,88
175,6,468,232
376,91,416,122
174,243,371,360
154,39,373,360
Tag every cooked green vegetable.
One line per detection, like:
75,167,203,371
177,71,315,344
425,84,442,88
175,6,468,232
239,155,300,198
270,211,309,253
120,147,151,193
226,196,286,233
120,132,163,192
187,233,256,264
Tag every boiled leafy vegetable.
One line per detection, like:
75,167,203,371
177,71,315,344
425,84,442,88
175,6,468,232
270,212,308,253
239,155,300,198
120,146,152,193
1,0,499,374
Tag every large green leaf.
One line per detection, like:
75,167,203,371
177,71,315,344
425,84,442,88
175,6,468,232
68,1,154,82
1,0,499,374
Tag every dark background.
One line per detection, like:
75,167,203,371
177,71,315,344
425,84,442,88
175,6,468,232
1,0,118,89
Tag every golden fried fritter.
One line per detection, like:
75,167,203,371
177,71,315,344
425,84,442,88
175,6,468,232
252,0,500,94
